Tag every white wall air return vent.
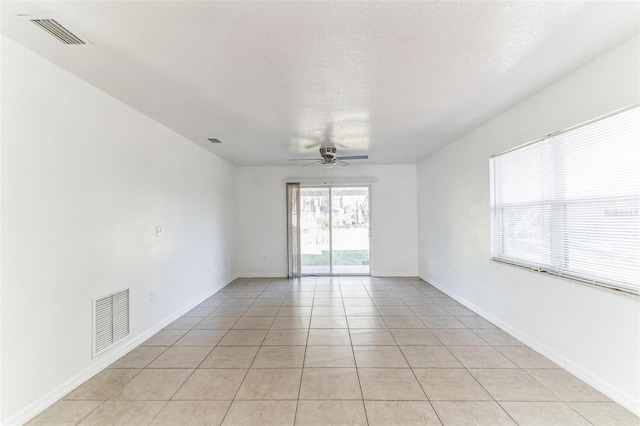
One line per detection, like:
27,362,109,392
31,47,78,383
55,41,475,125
29,17,88,45
93,289,129,357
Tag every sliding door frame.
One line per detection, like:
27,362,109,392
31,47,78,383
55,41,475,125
299,184,372,276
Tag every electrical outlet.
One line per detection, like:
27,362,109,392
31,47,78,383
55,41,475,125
155,226,164,237
263,254,267,260
150,290,156,301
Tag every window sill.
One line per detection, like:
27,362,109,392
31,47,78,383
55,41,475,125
490,257,639,297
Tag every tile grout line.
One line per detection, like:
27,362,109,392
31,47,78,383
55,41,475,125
387,277,446,426
218,276,275,425
146,289,239,424
441,325,524,425
345,276,371,426
292,275,315,425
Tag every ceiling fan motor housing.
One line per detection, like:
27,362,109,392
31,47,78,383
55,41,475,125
320,147,337,159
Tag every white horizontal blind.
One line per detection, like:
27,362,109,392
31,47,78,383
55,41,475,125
491,106,640,294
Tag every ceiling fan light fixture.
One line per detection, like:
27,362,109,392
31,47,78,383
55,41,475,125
290,146,367,168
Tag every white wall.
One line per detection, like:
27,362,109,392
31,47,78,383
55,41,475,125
237,165,418,277
417,35,640,414
1,36,237,424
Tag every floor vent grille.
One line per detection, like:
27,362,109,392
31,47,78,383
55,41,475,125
93,289,129,357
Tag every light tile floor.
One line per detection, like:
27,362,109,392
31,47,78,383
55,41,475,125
28,277,639,426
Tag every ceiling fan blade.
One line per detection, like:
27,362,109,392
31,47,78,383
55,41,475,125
335,155,368,160
290,135,322,150
303,160,323,168
289,158,317,161
304,141,322,149
337,160,350,166
334,142,349,149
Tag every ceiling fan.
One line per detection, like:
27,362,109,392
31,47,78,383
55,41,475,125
290,146,369,168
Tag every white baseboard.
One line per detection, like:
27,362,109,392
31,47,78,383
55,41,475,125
373,273,420,278
236,273,420,279
4,274,238,426
418,274,640,417
237,272,287,278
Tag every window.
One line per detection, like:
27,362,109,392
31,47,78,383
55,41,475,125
490,105,640,294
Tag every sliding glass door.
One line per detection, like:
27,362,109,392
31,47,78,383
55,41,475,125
300,186,370,275
331,187,370,274
300,188,331,274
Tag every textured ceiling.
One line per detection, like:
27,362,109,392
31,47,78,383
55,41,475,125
2,1,638,166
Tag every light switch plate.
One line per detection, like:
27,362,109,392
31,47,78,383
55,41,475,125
156,226,163,237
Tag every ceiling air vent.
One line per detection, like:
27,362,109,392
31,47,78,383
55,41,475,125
208,138,223,144
30,18,87,45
